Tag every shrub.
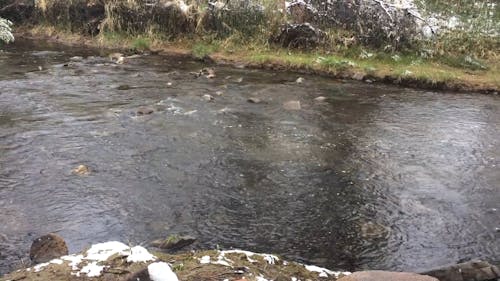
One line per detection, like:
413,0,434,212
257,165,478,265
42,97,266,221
0,17,14,43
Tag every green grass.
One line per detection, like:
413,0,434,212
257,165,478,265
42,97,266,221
191,42,219,59
131,37,150,52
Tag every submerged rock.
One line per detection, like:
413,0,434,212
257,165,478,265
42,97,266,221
30,233,68,264
283,100,302,110
137,107,155,115
337,271,438,281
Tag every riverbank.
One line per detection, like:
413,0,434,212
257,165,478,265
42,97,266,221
2,238,499,281
0,240,351,281
15,25,499,94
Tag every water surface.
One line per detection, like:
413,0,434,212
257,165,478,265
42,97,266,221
0,39,499,275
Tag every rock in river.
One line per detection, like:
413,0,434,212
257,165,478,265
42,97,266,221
72,164,90,175
150,235,196,251
137,107,155,115
30,233,68,264
419,260,500,281
247,97,262,104
283,100,301,110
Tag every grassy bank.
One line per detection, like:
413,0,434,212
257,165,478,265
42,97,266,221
16,24,500,93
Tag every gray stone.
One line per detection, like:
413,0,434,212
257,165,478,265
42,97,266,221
30,233,68,264
420,260,500,281
137,107,154,115
337,271,439,281
247,97,262,104
150,235,196,251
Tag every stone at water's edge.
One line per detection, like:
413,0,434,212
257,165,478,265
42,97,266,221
337,271,439,281
419,260,500,281
29,233,68,264
150,235,196,251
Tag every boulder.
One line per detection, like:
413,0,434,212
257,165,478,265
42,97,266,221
286,0,318,24
337,271,439,281
419,260,500,281
30,233,68,264
271,23,326,49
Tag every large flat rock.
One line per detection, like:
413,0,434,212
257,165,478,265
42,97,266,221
337,271,439,281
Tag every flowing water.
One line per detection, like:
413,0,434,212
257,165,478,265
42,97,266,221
0,39,499,275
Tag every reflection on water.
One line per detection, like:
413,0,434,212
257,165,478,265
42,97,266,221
0,39,499,275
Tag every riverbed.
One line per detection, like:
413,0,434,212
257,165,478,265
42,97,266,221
0,39,499,275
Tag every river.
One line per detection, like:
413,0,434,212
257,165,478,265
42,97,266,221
0,39,499,275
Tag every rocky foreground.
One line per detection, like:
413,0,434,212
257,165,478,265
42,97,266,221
2,234,500,281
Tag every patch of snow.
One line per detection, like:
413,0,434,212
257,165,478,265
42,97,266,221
178,0,190,13
79,262,105,277
127,246,156,263
61,254,84,270
257,275,270,281
199,255,211,264
220,249,279,264
304,264,351,278
84,241,130,261
263,254,278,265
148,262,179,281
50,259,63,265
33,262,50,272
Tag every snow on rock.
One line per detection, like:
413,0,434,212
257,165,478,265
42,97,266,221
33,262,50,272
61,254,84,270
304,264,351,278
79,262,105,277
220,249,279,265
50,259,64,265
148,262,179,281
57,242,159,278
85,241,131,261
127,246,156,263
